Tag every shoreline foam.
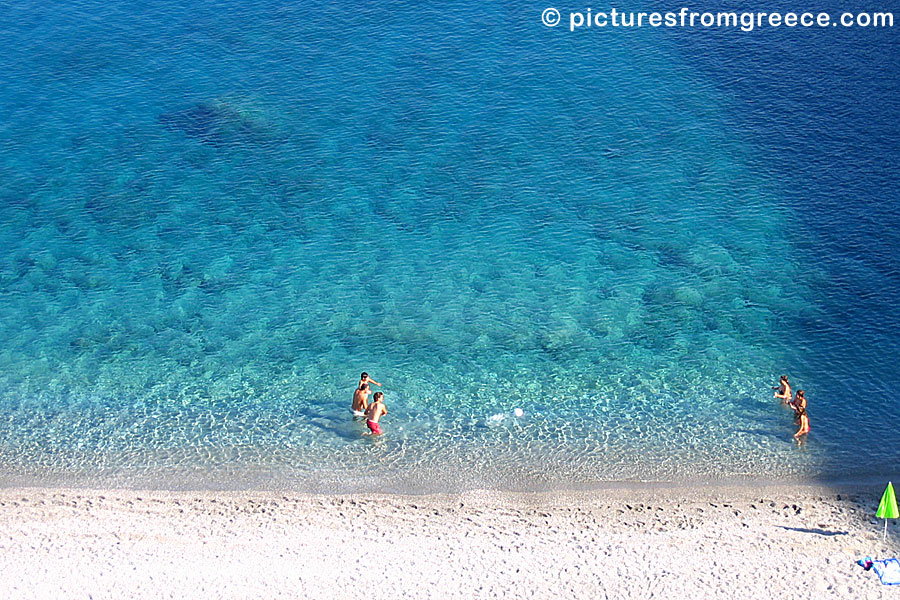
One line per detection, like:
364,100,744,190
3,465,899,495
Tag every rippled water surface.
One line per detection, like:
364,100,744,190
0,1,898,492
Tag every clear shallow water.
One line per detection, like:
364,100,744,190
0,1,898,492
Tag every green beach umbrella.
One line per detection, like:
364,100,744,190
876,482,899,541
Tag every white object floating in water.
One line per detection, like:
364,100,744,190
514,408,524,417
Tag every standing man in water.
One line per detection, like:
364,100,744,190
351,382,370,416
351,372,382,416
365,391,387,435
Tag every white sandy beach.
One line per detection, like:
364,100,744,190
1,484,896,599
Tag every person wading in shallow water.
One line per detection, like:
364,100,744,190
773,375,792,404
794,405,810,439
351,383,370,415
358,372,381,390
351,372,381,416
790,389,807,416
365,392,387,435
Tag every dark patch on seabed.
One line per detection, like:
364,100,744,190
158,97,284,148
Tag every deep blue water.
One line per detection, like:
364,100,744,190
0,1,897,492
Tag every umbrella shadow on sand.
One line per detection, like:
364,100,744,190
778,526,848,536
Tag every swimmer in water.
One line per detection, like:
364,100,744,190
351,372,382,415
773,375,792,404
358,372,381,389
351,382,371,415
794,405,810,439
365,391,387,435
790,389,807,416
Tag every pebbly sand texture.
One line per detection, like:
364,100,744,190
1,485,897,599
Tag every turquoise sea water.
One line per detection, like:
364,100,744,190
1,1,898,492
